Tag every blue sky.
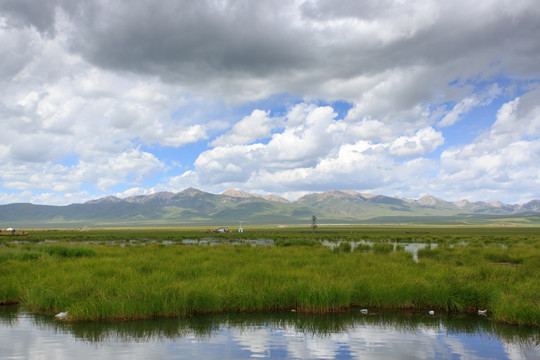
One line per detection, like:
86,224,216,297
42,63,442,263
1,0,540,205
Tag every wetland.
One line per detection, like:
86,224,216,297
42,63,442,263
1,226,539,326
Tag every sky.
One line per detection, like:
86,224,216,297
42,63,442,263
1,0,540,205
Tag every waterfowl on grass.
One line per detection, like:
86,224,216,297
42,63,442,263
428,310,435,315
55,311,68,319
478,309,488,315
359,309,368,314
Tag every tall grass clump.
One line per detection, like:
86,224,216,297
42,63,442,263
274,239,319,247
373,243,393,254
482,247,524,265
38,245,97,258
0,249,42,262
353,243,371,252
332,241,352,253
338,241,352,253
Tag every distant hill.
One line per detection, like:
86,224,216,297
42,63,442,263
1,188,539,227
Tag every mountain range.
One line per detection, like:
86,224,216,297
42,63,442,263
1,188,540,227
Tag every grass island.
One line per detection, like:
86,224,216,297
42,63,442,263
0,226,538,326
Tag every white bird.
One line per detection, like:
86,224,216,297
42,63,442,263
359,309,368,314
55,311,68,319
428,310,435,315
478,309,488,315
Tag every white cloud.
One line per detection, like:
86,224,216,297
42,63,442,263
264,106,338,167
435,89,540,203
438,84,502,127
1,1,540,204
2,149,164,195
185,104,439,197
345,118,385,140
194,144,265,185
114,187,156,199
9,134,66,163
389,127,444,157
0,20,41,80
0,21,209,201
211,109,275,146
91,149,164,191
0,190,94,206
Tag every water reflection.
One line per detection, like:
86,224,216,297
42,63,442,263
0,306,538,359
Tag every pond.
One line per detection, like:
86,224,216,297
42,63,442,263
10,238,431,262
1,307,538,359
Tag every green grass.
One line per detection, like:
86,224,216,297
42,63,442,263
373,243,394,253
0,227,539,326
6,225,540,246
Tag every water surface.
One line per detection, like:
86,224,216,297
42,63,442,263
1,307,538,359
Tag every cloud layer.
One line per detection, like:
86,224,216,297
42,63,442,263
1,0,539,204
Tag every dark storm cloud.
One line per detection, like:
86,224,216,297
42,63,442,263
0,0,80,33
69,1,315,82
301,0,405,21
2,0,539,103
0,0,58,31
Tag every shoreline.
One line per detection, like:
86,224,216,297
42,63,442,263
1,303,515,326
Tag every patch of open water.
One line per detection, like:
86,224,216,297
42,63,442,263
1,307,538,359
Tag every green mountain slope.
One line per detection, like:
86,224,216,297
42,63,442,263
1,188,539,227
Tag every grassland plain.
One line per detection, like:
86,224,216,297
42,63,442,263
0,226,539,326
